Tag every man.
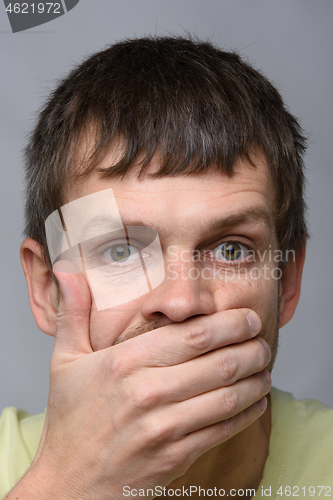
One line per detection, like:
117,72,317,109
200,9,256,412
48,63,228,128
1,36,332,499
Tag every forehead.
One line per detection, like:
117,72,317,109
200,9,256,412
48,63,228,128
65,152,275,237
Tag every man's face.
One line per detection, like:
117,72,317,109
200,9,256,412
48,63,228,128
62,152,281,370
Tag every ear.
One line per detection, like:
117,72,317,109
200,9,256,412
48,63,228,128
278,245,306,328
20,238,58,336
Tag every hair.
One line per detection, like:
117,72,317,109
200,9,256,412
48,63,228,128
24,35,308,265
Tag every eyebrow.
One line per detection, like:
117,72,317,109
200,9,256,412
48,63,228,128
78,215,157,242
128,207,273,235
77,206,273,243
206,207,274,234
78,215,124,241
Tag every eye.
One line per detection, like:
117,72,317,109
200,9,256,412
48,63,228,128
103,243,139,263
213,242,249,261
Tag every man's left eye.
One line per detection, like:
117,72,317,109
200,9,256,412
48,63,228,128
213,242,249,261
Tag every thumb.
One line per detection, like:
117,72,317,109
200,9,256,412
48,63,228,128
53,260,93,355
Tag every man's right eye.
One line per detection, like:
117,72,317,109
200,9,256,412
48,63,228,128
102,243,140,264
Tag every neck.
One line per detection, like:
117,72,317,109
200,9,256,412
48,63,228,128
169,395,271,499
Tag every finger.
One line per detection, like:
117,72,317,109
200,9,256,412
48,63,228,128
137,375,268,460
134,337,270,403
171,372,270,436
53,260,93,355
182,396,268,463
112,308,261,369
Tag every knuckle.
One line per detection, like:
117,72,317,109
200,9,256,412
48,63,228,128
243,404,258,427
226,309,247,337
185,325,212,352
107,346,139,379
253,373,268,399
217,354,238,384
107,352,130,379
55,310,68,333
218,418,235,441
234,308,246,325
224,311,239,331
145,418,174,446
57,309,86,326
69,310,87,323
255,339,270,367
222,388,239,417
56,310,66,323
131,384,160,412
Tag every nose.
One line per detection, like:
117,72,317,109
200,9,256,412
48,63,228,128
140,252,216,323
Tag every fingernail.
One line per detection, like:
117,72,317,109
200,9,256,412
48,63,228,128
53,260,81,274
247,311,261,335
261,369,271,390
256,396,267,412
258,338,271,361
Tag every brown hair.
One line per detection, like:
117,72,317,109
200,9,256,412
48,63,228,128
24,35,308,264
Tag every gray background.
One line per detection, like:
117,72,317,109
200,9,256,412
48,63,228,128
0,0,332,415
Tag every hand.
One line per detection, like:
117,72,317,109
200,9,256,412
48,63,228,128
9,266,271,500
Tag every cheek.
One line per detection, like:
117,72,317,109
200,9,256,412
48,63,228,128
89,299,145,350
212,273,280,370
212,273,279,323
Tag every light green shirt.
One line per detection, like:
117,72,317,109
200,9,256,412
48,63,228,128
0,388,332,499
0,407,44,498
257,388,333,498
